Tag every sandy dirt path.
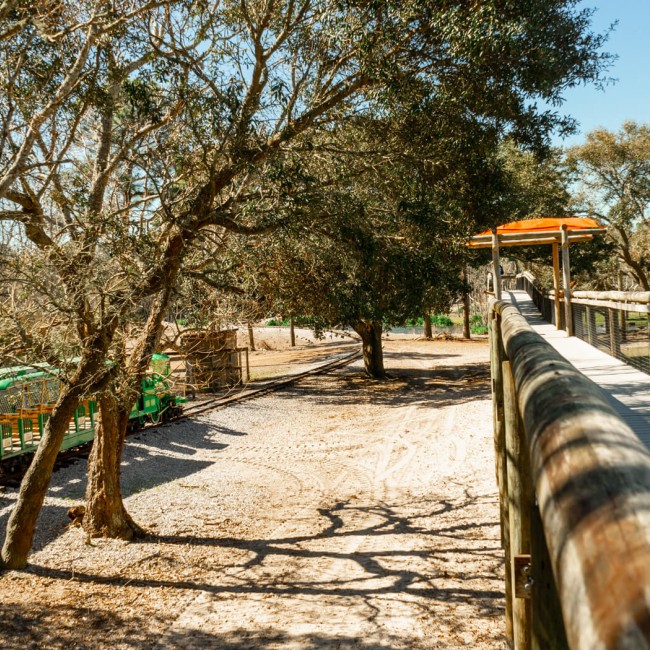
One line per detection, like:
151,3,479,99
0,338,504,649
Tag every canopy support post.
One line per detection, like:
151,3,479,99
561,225,573,336
492,229,502,300
552,243,562,329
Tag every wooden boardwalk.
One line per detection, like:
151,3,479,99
506,290,650,447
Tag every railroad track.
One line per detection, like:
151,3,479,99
0,348,362,487
182,348,361,418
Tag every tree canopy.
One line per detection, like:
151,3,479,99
568,121,650,289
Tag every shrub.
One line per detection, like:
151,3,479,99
470,314,488,334
431,314,453,327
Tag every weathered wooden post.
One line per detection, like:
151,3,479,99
492,229,503,301
490,307,506,512
530,502,569,650
552,243,562,329
489,304,513,644
560,226,573,336
247,322,256,351
503,360,532,649
608,308,621,356
290,316,296,347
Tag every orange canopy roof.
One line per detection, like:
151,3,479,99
474,217,603,237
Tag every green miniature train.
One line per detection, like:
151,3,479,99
0,354,185,469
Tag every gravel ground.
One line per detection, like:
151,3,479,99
0,338,504,649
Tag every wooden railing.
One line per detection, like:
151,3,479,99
516,271,560,327
516,272,650,375
490,299,650,649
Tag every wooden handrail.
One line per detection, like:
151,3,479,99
517,272,650,305
571,289,650,304
491,299,650,649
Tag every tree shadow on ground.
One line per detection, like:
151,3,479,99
0,602,426,650
272,360,491,410
0,603,159,650
0,342,501,648
0,420,232,553
23,494,504,647
162,627,424,649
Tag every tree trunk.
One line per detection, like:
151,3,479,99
1,387,84,568
83,288,171,539
0,344,112,569
290,316,296,347
247,321,256,351
353,320,386,379
83,394,143,539
462,267,471,339
616,228,650,291
463,300,471,339
423,314,433,339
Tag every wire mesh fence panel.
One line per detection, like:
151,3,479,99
518,274,650,377
44,377,60,403
0,390,14,414
573,303,650,375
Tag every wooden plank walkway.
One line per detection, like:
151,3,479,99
506,290,650,448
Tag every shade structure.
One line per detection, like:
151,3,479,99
469,217,607,335
467,216,605,249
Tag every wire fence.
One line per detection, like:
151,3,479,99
573,302,650,375
517,273,650,376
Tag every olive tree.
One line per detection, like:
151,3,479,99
0,0,188,565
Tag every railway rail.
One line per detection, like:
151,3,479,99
0,348,362,487
182,348,361,417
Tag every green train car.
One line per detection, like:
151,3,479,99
0,354,185,469
126,354,185,430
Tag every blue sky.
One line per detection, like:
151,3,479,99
550,0,650,148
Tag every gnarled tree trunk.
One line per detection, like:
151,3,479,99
83,393,143,539
1,346,112,569
353,320,386,379
83,287,172,539
1,387,84,568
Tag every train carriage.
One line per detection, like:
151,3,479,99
0,354,184,469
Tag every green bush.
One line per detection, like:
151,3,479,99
470,314,488,334
431,314,453,327
405,314,453,327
